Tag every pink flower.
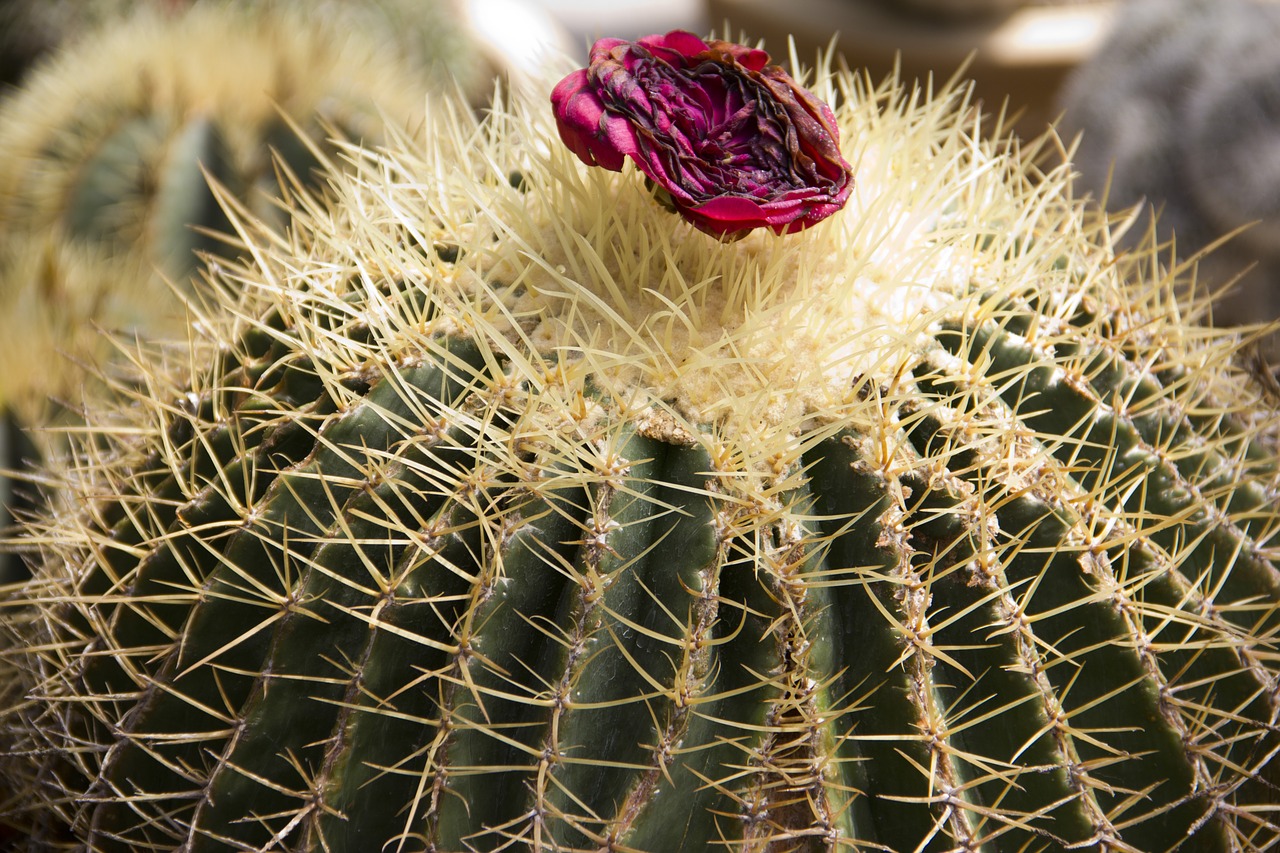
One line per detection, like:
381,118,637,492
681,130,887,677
550,31,853,240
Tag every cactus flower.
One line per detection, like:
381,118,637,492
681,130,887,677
550,30,853,239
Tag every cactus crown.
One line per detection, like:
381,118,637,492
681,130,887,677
2,52,1279,852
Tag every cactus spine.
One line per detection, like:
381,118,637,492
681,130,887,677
0,61,1278,851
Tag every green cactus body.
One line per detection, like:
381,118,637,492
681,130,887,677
1,65,1278,851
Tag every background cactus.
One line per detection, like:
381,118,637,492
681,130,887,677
0,235,155,579
1057,0,1280,359
0,2,428,285
0,0,497,94
0,0,140,86
0,1,430,580
1,54,1279,853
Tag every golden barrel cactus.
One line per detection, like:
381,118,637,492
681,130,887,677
0,36,1278,851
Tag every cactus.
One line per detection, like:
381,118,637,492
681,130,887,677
0,0,496,95
0,235,159,412
1057,0,1280,356
1,54,1279,852
0,2,427,439
0,2,426,581
0,235,160,580
0,3,427,285
0,0,140,86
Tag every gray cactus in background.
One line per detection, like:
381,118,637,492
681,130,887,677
1058,0,1280,352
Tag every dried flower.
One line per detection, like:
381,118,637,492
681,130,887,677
550,31,852,240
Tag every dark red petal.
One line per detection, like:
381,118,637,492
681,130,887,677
687,195,774,226
551,70,631,170
638,30,710,62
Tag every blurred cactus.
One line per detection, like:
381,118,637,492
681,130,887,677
0,234,176,578
1058,0,1280,356
0,2,431,581
0,236,160,421
0,0,141,86
275,0,501,101
0,2,427,284
0,0,526,98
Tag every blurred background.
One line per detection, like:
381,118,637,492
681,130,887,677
525,0,709,46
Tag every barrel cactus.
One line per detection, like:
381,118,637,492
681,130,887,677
0,2,430,581
1,31,1278,852
0,2,426,285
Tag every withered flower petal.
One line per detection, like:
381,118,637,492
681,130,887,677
551,31,853,240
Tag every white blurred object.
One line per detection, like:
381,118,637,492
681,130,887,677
462,0,578,89
518,0,710,55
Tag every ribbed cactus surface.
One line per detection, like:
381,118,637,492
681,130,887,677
1,67,1278,852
